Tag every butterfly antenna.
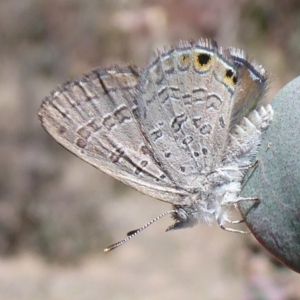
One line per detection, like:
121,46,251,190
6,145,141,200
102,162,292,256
103,209,177,252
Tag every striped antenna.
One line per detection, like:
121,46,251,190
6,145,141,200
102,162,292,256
104,209,177,252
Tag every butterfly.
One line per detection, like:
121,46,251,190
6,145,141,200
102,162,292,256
38,39,273,251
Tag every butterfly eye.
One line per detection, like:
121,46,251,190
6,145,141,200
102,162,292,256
225,68,238,86
194,52,212,72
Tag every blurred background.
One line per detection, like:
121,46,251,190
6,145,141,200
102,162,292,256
0,0,300,299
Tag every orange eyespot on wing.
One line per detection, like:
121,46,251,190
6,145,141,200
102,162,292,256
193,51,213,72
223,68,238,87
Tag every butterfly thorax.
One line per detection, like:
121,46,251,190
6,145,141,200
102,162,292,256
168,165,245,231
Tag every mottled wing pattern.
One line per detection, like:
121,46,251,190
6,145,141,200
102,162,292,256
135,40,241,188
39,65,190,204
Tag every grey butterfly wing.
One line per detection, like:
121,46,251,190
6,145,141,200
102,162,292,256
135,40,240,189
228,48,268,128
39,66,190,204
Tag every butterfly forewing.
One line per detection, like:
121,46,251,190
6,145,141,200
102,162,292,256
39,65,190,204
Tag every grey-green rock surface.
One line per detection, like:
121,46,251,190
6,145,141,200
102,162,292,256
240,76,300,273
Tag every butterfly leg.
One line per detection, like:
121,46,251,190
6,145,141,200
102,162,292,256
218,219,249,234
221,196,260,207
238,159,259,171
218,196,260,233
218,159,259,173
